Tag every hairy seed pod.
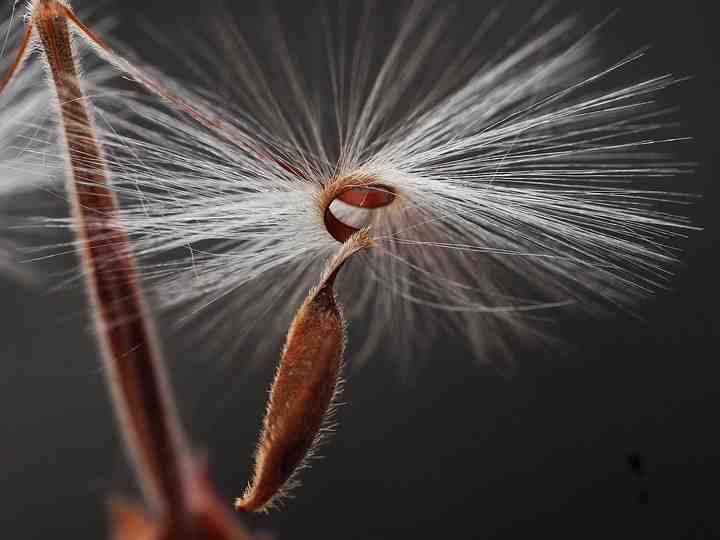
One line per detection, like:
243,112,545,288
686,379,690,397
236,230,374,512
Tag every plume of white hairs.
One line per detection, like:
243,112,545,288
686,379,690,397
0,8,54,274
1,1,695,368
0,4,114,274
0,8,54,194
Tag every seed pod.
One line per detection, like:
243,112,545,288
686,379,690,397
236,230,374,512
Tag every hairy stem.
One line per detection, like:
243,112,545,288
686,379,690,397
32,0,191,529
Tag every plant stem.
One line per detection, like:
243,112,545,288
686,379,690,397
32,0,191,530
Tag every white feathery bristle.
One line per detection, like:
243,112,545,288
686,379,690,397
0,9,53,278
0,6,117,277
2,2,696,368
0,11,56,198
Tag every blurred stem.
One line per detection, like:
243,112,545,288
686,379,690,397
31,0,192,532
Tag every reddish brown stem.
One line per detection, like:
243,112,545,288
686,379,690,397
31,0,191,530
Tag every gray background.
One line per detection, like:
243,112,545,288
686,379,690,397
0,0,717,538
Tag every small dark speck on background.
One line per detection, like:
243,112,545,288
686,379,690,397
627,452,649,505
627,452,646,478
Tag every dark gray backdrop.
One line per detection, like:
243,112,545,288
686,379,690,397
0,1,717,538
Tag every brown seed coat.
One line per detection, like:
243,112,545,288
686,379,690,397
236,231,373,512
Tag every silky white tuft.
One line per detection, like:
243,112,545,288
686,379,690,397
2,1,696,368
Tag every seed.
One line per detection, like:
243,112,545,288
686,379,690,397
236,230,373,512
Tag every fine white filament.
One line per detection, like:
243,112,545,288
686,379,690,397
0,1,695,368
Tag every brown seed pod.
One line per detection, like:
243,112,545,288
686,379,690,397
236,230,374,513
